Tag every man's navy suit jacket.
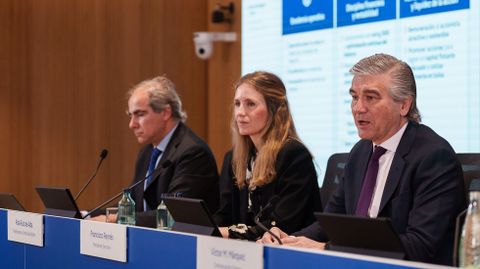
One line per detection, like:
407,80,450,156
296,122,466,265
130,122,219,228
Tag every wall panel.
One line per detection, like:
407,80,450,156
206,0,242,167
0,0,207,212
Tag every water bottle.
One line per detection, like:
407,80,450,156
117,189,136,225
460,184,480,268
156,193,175,230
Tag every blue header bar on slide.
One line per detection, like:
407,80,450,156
282,0,471,33
400,0,470,18
337,0,396,27
282,0,334,35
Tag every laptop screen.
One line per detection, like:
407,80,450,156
315,212,405,259
35,186,81,219
0,193,25,211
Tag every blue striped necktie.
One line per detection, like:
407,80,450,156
146,148,162,187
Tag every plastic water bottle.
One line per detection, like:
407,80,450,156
460,186,480,268
117,189,136,225
156,194,175,229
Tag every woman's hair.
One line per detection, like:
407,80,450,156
231,71,300,189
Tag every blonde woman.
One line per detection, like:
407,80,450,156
214,71,321,240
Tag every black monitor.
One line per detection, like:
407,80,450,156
163,197,221,237
0,193,25,211
35,186,82,219
315,212,405,260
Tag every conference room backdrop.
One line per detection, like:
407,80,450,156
0,0,241,212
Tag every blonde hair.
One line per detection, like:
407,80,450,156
231,71,300,189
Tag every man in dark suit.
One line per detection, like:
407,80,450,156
97,75,219,227
260,54,465,265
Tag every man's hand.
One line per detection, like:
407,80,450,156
281,236,326,250
257,227,326,250
90,215,107,222
257,227,289,244
219,227,229,238
90,214,117,223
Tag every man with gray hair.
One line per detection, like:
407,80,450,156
125,75,219,227
260,54,465,265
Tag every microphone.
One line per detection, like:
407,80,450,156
83,159,172,219
74,149,109,201
254,195,282,245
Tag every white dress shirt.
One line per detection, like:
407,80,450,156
368,122,408,218
143,122,179,211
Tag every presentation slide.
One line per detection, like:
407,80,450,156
242,0,479,184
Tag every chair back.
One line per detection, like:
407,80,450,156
457,153,480,201
320,153,349,209
453,153,480,266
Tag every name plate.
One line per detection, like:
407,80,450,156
197,235,263,269
80,220,127,262
7,210,44,247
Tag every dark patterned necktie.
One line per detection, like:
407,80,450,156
355,146,387,217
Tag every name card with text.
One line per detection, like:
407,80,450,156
197,235,263,269
80,220,127,262
7,210,44,247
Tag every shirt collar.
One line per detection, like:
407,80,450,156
154,122,179,152
373,122,408,153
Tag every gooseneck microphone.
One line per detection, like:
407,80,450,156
254,195,282,245
83,160,172,219
74,149,109,201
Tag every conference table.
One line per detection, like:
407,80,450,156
0,209,450,269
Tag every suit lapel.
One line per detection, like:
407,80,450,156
351,142,373,213
378,156,405,212
378,122,416,213
145,122,184,190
